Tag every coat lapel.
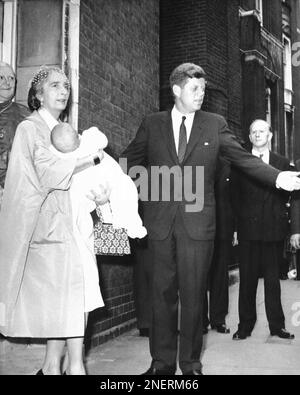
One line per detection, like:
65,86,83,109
269,151,279,168
161,111,179,164
263,150,275,201
184,110,206,162
161,110,206,164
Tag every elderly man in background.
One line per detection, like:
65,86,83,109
232,119,294,341
0,62,29,189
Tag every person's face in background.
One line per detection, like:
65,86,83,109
38,71,70,119
173,77,206,114
249,120,272,150
0,64,16,103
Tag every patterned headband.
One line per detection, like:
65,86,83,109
31,69,49,87
30,67,69,89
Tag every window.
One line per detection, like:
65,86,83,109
0,0,17,67
283,34,293,106
0,0,80,128
265,87,272,127
282,33,294,161
284,111,294,162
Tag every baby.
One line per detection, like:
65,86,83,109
50,122,147,239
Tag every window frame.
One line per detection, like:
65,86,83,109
283,33,293,106
0,0,80,129
1,0,17,69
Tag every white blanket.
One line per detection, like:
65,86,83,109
50,127,147,239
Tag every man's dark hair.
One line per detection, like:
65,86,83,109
169,63,207,90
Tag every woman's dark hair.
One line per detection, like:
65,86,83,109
27,86,41,112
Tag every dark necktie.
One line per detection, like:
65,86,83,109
178,116,187,164
259,154,264,160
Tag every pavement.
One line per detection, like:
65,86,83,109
1,277,300,375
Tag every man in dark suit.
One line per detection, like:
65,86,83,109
232,119,295,341
121,64,300,375
203,158,234,335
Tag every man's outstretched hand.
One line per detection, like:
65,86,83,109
276,172,300,191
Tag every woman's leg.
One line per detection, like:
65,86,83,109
65,337,86,375
65,314,89,375
42,339,66,375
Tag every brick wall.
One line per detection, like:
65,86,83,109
160,0,242,137
227,0,243,140
79,0,160,155
160,0,207,110
79,0,160,348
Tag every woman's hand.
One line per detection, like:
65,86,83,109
86,184,110,205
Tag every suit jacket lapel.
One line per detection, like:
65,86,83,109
269,151,278,168
184,110,206,162
161,110,206,164
161,111,179,164
263,150,275,201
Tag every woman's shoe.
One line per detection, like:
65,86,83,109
36,369,44,375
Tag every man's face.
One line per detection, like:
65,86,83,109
249,120,272,149
174,77,206,114
0,65,16,103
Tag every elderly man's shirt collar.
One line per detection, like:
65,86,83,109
252,148,270,165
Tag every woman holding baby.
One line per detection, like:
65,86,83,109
0,66,104,375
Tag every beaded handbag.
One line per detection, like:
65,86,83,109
94,205,131,256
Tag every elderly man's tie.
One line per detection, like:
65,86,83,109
178,116,187,164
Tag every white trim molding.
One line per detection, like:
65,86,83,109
1,0,17,69
64,0,80,130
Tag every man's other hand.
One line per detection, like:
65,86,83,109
290,234,300,250
276,172,300,191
